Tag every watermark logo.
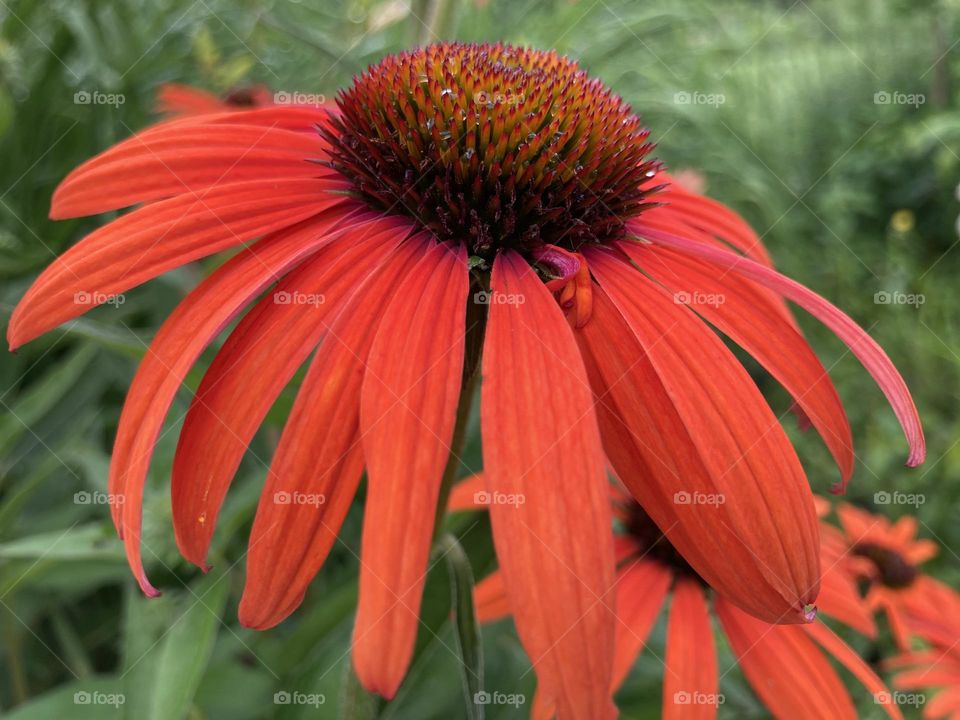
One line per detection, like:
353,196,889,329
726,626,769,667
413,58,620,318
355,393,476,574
874,91,925,108
674,491,726,506
874,490,925,508
74,90,125,107
74,290,125,307
273,290,325,307
273,91,326,106
473,690,526,708
474,490,525,507
474,90,525,106
74,691,125,707
673,691,725,707
673,290,726,307
674,91,725,108
273,491,326,508
875,691,925,707
273,690,326,707
74,490,125,507
874,290,924,307
473,290,525,306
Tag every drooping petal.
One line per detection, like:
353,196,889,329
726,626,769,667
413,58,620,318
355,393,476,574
52,124,334,218
584,251,820,623
481,250,616,720
238,236,426,630
172,213,413,568
352,240,468,697
9,178,351,349
663,578,717,720
611,559,672,690
108,213,350,595
716,597,856,719
627,225,925,466
626,241,854,487
817,523,876,637
804,621,904,720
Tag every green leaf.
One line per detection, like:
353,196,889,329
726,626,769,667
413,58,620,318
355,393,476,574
3,676,126,719
123,570,230,720
437,533,484,720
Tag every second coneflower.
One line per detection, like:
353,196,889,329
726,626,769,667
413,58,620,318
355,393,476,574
9,42,923,718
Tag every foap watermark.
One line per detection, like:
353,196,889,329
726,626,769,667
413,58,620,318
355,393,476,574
273,690,326,707
74,691,125,708
474,490,525,507
273,91,327,106
674,490,725,506
674,91,725,108
74,90,125,107
874,490,925,508
74,490,124,507
274,290,325,307
473,690,526,708
473,290,525,306
874,91,925,109
875,691,926,708
273,491,326,508
74,290,125,307
473,90,525,106
874,290,924,307
673,691,725,707
673,290,726,308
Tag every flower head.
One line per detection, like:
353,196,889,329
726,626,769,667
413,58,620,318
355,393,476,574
8,42,924,717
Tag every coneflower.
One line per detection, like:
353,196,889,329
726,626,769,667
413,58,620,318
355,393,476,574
8,42,923,717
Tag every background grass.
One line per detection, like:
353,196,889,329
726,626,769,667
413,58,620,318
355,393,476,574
1,0,959,717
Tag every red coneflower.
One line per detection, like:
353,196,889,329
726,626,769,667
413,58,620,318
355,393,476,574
832,503,950,651
8,42,924,716
452,479,902,719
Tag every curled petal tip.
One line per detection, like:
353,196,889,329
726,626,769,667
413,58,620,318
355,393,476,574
139,574,161,599
829,482,845,496
906,445,925,468
802,603,818,623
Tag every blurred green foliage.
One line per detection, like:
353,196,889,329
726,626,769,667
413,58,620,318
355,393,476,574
1,0,959,717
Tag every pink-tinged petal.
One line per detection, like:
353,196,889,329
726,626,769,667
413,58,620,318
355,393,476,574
352,240,468,697
109,213,349,595
238,236,426,630
611,559,672,690
52,124,334,218
9,178,352,350
627,225,925,467
663,578,717,720
627,242,854,487
804,621,903,720
482,251,616,720
584,251,820,623
716,597,856,719
172,213,413,568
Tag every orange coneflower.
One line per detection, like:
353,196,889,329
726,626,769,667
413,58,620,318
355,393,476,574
8,43,923,716
452,479,902,719
833,502,947,650
886,643,960,717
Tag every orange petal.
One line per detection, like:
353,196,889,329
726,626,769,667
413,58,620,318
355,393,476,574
473,569,512,623
663,578,717,720
108,214,347,595
9,178,350,349
352,240,468,697
481,251,616,720
717,597,856,719
238,236,427,629
172,213,412,568
447,473,487,511
584,251,820,623
611,559,672,690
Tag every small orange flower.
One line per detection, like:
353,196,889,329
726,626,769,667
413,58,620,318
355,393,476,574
9,43,924,715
